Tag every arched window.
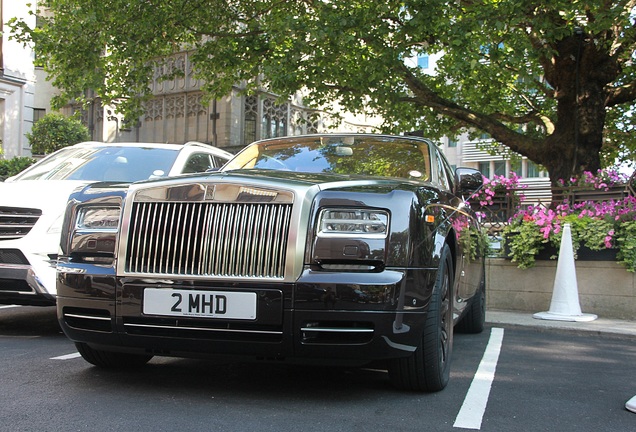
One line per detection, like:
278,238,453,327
262,97,288,139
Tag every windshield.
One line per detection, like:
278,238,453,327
12,146,180,182
224,136,431,180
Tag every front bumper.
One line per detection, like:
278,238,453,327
0,250,57,306
57,264,436,364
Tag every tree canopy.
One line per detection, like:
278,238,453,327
9,0,636,183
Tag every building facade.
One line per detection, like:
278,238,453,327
0,2,37,158
66,51,381,152
440,132,549,187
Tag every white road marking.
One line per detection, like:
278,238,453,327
50,352,82,360
454,327,504,430
0,305,21,310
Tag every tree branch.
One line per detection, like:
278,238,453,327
398,64,542,158
605,79,636,107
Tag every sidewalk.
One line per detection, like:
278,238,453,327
486,309,636,339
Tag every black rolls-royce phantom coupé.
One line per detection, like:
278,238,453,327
56,134,486,392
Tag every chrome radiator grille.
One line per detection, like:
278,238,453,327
124,201,293,278
0,206,42,240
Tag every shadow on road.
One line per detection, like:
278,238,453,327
69,357,404,401
0,306,62,337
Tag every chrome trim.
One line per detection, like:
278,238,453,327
124,322,283,335
117,176,319,282
124,201,292,278
301,327,374,333
0,207,42,240
132,183,294,204
64,313,111,321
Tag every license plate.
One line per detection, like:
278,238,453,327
143,288,257,320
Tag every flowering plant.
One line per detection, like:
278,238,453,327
503,168,636,271
469,173,526,207
454,215,490,262
556,169,630,191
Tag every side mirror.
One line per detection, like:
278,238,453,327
454,167,483,196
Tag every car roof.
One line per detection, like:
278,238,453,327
66,141,234,157
69,141,184,150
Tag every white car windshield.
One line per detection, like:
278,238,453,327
12,146,179,182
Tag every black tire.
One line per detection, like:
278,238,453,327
388,244,454,392
455,263,486,334
75,342,153,368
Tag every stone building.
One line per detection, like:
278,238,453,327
67,52,381,152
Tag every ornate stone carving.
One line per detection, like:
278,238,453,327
187,93,207,117
144,98,163,121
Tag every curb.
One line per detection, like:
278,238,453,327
486,310,636,340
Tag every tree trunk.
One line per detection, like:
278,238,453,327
532,33,612,188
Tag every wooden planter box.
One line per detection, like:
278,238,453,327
486,258,636,320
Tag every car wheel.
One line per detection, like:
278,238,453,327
388,244,453,392
455,263,486,334
75,342,153,368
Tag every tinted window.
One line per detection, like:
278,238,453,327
434,150,450,190
183,153,213,173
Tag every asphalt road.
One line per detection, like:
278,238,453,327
1,305,634,432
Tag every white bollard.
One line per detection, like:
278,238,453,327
533,223,597,322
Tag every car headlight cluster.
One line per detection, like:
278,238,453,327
68,206,121,263
312,208,389,271
318,209,388,237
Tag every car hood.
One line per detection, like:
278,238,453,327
215,169,428,193
0,180,93,214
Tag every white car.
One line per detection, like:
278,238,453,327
0,141,233,306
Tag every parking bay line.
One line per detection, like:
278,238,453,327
454,327,504,430
50,352,82,360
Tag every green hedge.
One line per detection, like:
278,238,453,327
26,113,90,154
0,157,37,181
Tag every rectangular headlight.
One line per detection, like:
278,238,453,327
318,209,389,236
76,207,121,230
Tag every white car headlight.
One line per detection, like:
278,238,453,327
47,213,65,234
76,207,121,230
318,209,389,237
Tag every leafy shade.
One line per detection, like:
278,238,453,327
26,113,91,154
9,1,636,182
